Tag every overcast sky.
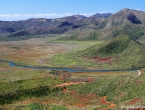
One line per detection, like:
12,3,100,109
0,0,145,21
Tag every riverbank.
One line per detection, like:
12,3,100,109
0,59,138,73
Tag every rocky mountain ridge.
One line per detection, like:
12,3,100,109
0,8,145,41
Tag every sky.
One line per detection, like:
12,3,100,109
0,0,145,21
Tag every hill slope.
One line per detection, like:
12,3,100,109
104,8,145,28
79,35,145,69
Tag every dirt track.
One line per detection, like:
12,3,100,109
126,70,141,79
135,70,141,77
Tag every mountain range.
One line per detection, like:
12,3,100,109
0,8,145,41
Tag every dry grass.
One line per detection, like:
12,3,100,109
0,38,78,65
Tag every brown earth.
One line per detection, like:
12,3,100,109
92,56,112,63
54,82,86,87
0,38,78,65
127,98,141,105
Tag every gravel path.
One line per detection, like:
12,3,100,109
126,70,141,79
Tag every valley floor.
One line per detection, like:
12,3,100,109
0,38,145,110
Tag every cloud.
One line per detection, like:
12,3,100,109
135,9,140,10
0,13,71,21
0,13,96,21
0,13,95,17
0,13,70,17
80,13,95,16
98,11,110,13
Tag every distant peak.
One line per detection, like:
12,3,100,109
91,13,112,18
115,8,131,15
73,14,82,16
73,14,86,18
121,8,130,11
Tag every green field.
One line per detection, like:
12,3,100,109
47,40,103,69
0,37,145,110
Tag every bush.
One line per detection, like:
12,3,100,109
28,102,46,110
49,105,67,110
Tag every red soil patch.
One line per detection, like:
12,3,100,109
92,56,112,63
83,56,112,63
54,82,86,87
63,88,68,94
70,91,77,95
101,96,109,104
63,93,99,107
100,96,116,109
48,99,56,103
19,99,43,105
109,103,116,108
89,93,96,97
134,108,145,110
128,98,141,105
71,103,87,107
59,76,64,80
98,108,108,110
87,78,95,82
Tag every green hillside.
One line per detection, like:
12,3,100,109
79,35,145,69
104,24,145,41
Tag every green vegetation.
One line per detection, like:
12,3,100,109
0,58,144,109
48,52,96,68
81,35,130,56
47,35,145,70
47,40,102,68
27,102,47,110
0,76,62,94
0,71,63,104
79,35,145,69
26,103,67,110
0,35,49,41
46,35,145,70
68,71,145,105
106,25,145,40
49,105,68,110
0,69,49,82
0,86,61,105
58,31,100,41
47,39,102,47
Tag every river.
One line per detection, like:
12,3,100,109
0,59,137,73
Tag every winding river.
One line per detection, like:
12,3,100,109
0,59,137,73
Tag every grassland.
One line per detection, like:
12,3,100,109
0,37,145,110
1,69,144,110
0,38,78,66
47,40,103,69
78,35,145,69
47,35,145,70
